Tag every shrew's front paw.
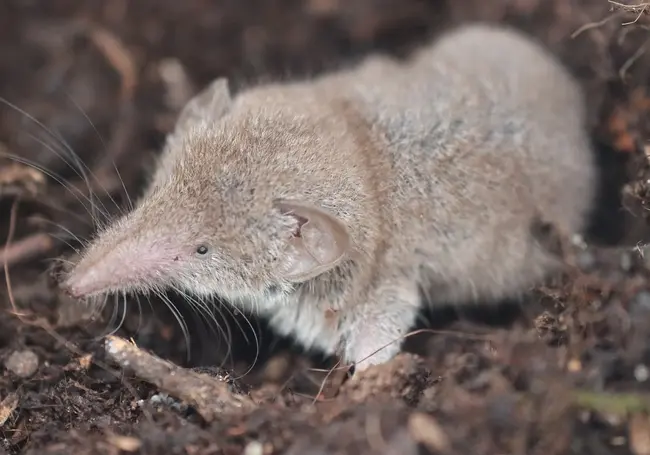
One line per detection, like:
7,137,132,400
341,279,420,374
345,335,403,372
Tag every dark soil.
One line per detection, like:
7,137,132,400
1,0,650,454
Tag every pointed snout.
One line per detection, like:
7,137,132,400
59,208,182,300
60,247,131,300
60,236,177,300
61,266,106,300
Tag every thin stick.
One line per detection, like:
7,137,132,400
0,232,54,269
608,0,650,25
87,25,137,101
104,335,256,422
571,13,621,39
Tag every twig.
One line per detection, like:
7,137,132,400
620,37,650,80
0,233,54,269
609,1,650,25
104,335,256,422
571,13,621,39
87,25,137,101
84,22,138,206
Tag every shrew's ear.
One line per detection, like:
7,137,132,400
274,200,351,282
175,78,232,131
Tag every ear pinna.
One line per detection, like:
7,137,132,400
273,200,351,282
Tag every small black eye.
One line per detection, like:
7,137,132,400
196,245,209,256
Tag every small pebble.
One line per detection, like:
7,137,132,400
243,441,264,455
620,251,634,272
4,349,39,378
567,358,582,373
576,250,596,271
571,233,586,248
635,364,649,382
578,410,592,423
606,413,624,427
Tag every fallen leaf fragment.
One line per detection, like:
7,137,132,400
0,393,19,427
78,353,93,370
107,434,142,452
408,412,451,453
0,158,46,198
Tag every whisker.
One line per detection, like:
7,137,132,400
206,296,235,366
46,256,76,265
88,294,110,325
155,288,191,362
100,293,121,339
36,218,88,246
65,92,134,212
180,288,226,338
134,294,144,335
216,299,259,371
220,299,253,346
171,285,232,362
117,291,128,333
104,293,127,338
0,151,108,227
143,293,156,316
26,131,112,225
97,294,110,321
0,96,112,227
25,194,95,228
183,294,225,359
44,233,80,255
83,294,109,336
228,305,260,379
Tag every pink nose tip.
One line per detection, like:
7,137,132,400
60,280,81,299
60,272,93,299
61,266,119,299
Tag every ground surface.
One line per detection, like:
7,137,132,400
0,0,650,454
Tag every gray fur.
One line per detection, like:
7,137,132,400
63,24,597,370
